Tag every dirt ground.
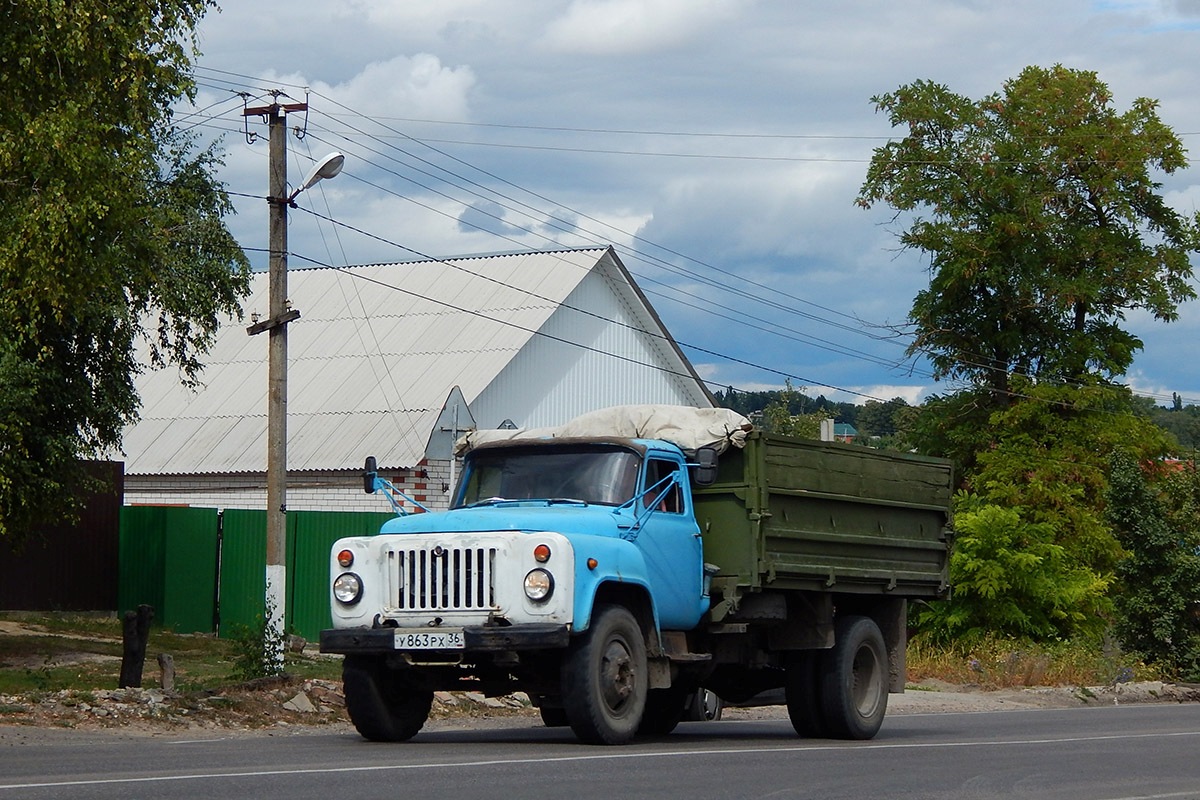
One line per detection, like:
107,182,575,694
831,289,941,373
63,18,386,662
3,615,1198,742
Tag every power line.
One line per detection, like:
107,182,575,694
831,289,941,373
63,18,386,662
300,96,893,338
189,72,1198,406
293,98,1199,406
332,113,896,141
294,107,1056,395
293,133,925,380
284,239,888,403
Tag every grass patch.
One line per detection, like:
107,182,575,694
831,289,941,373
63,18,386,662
0,612,341,696
906,634,1162,689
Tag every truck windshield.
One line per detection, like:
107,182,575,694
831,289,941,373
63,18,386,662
458,447,641,507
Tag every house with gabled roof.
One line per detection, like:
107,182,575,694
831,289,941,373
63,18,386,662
120,246,714,512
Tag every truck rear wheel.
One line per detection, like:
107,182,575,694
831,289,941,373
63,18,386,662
561,604,647,745
819,615,888,740
342,655,433,742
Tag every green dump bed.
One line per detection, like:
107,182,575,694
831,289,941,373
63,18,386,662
693,431,953,598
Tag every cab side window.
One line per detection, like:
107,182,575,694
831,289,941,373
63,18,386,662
643,459,682,513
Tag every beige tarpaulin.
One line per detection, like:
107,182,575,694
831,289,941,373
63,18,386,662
455,405,753,457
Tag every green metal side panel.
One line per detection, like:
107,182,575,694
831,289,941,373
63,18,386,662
118,506,168,618
287,511,394,642
218,509,267,637
694,431,953,599
119,506,219,631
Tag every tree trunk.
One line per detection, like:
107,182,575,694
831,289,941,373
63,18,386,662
119,604,154,688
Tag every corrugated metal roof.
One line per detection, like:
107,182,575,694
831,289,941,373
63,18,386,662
123,247,699,475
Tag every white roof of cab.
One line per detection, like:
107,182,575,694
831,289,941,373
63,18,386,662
457,405,752,456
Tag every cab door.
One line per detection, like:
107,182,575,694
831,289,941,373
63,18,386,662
636,454,706,629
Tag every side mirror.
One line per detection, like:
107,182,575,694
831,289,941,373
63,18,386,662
363,456,378,494
693,447,719,487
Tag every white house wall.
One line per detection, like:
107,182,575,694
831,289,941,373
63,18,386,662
470,259,712,429
123,461,455,513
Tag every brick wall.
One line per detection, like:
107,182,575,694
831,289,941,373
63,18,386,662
124,459,455,512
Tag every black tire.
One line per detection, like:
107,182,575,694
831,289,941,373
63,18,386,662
819,615,888,740
561,604,647,745
342,655,434,742
639,686,689,735
785,650,827,737
539,705,570,727
684,688,724,722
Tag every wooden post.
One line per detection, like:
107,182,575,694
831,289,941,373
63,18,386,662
119,604,154,688
157,653,176,692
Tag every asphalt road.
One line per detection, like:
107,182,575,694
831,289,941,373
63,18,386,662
2,704,1199,800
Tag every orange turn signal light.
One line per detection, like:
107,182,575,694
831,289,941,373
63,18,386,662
533,544,552,563
587,558,598,570
337,549,354,568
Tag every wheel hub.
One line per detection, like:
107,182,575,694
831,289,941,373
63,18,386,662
600,640,635,709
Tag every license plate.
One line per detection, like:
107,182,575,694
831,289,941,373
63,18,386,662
393,629,465,650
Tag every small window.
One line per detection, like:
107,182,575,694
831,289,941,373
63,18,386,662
643,459,682,513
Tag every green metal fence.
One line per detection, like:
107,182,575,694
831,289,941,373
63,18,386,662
118,507,393,641
217,509,267,638
118,506,220,634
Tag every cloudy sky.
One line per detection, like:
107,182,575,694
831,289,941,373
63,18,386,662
182,0,1200,407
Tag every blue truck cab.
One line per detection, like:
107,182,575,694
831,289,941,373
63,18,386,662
454,436,711,632
320,430,724,745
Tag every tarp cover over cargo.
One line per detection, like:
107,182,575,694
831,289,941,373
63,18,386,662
455,405,753,456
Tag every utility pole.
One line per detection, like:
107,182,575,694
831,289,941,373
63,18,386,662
245,97,307,673
244,95,343,672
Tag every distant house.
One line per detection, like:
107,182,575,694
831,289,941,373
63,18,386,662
833,423,858,443
119,247,714,512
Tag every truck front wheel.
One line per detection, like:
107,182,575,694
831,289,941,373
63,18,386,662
561,604,647,744
819,615,888,740
342,655,434,742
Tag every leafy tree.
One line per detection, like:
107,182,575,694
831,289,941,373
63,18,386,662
915,497,1111,644
913,380,1176,643
0,1,249,540
855,397,908,438
1146,402,1200,449
909,389,997,476
971,381,1173,572
858,65,1198,401
1106,453,1200,680
758,380,829,439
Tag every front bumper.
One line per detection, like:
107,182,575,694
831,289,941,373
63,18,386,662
320,623,570,654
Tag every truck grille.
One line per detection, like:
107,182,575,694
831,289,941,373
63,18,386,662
389,546,497,611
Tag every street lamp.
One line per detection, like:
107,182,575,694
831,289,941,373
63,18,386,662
244,99,343,672
291,152,345,201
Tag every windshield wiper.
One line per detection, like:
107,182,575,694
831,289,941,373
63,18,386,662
463,496,509,508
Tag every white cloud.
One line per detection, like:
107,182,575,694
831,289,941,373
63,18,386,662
260,55,476,121
543,0,749,54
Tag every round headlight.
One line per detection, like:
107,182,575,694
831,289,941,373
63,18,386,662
523,568,554,602
333,572,363,605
